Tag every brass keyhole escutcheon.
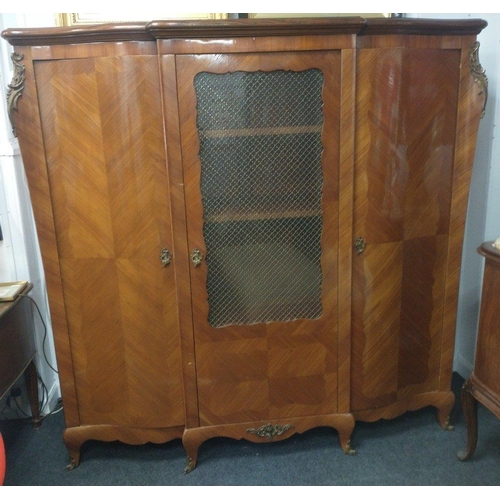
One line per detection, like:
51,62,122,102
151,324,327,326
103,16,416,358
191,248,204,267
354,237,367,255
160,248,172,267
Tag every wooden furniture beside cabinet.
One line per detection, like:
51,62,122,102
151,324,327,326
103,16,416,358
459,241,500,460
1,17,488,471
0,283,41,427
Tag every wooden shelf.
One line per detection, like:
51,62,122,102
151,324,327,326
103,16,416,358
200,125,322,139
205,208,322,223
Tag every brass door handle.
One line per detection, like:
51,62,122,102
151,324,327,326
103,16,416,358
191,248,204,267
160,248,172,266
354,237,366,255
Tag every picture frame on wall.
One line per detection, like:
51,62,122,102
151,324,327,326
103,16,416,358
56,13,228,26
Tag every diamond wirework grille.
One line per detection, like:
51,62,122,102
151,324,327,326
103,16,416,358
194,69,325,327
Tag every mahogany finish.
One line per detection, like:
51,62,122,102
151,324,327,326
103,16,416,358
1,17,487,470
458,242,500,460
2,17,486,46
352,45,460,425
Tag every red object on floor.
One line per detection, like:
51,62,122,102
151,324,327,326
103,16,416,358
0,433,5,485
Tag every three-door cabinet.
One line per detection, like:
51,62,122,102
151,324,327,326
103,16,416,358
2,16,488,471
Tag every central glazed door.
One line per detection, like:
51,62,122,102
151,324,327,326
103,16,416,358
176,52,345,426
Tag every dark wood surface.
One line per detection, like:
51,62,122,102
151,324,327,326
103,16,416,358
1,17,487,46
362,17,486,35
0,283,40,426
459,242,500,460
2,17,487,470
351,45,460,422
0,283,34,398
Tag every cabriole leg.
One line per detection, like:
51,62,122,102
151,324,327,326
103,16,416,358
458,378,478,461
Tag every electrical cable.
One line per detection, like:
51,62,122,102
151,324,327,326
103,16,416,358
13,396,30,418
0,293,64,424
19,293,58,374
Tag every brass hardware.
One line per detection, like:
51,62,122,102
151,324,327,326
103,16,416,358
344,440,356,456
354,237,367,255
442,417,454,432
191,248,203,267
6,52,25,137
184,457,195,474
246,423,293,441
160,248,172,267
470,41,488,119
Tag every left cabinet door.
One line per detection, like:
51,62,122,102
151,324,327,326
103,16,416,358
34,56,184,428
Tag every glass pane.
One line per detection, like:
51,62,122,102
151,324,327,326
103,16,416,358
194,69,325,327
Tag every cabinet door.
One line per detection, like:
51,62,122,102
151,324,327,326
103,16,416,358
34,56,184,428
352,48,460,411
176,52,344,426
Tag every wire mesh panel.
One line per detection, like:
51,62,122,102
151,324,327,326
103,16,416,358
194,69,325,327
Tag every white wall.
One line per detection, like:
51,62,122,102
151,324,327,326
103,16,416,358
0,13,60,417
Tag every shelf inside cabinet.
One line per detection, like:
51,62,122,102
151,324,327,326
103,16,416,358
204,208,322,223
199,125,322,139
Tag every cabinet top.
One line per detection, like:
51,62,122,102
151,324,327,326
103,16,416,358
1,17,487,46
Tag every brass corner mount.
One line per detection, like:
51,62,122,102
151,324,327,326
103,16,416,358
470,41,488,119
6,52,26,137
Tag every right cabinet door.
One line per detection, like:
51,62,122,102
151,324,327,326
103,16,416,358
351,48,460,412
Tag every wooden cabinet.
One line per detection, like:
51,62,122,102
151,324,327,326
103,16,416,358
1,17,487,471
459,242,500,460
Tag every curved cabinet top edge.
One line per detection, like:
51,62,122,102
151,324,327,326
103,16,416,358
1,17,487,47
362,17,487,36
1,22,152,46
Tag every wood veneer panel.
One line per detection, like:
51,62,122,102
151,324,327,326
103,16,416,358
158,35,356,55
352,46,460,412
151,17,365,38
176,51,342,426
10,48,80,427
337,48,356,414
35,55,183,428
439,37,486,392
398,235,448,396
31,40,157,61
357,35,467,50
160,53,200,429
352,242,402,409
